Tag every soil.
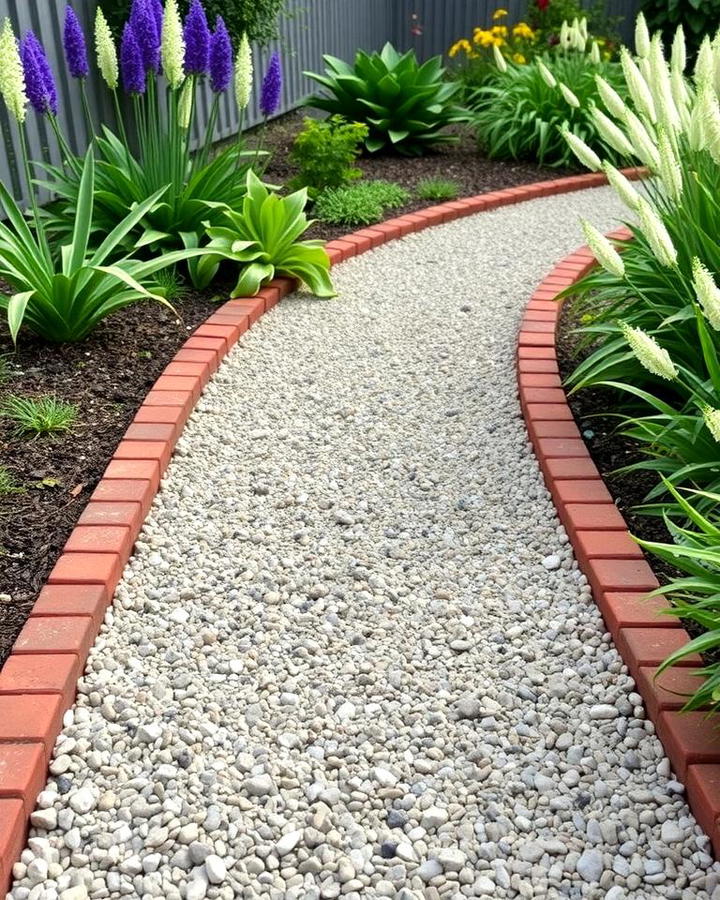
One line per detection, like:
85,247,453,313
257,110,577,242
0,288,223,666
0,110,579,666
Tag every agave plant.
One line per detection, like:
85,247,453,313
188,171,335,298
303,43,468,156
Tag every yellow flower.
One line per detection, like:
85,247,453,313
512,53,526,64
448,39,472,58
475,30,495,48
491,25,508,37
513,22,535,40
493,8,509,19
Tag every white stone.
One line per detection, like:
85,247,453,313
276,830,302,857
204,854,227,884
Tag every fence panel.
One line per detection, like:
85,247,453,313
0,0,640,204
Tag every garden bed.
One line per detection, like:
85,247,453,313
556,299,674,555
0,287,225,666
259,111,576,241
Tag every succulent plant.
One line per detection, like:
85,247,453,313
304,43,468,156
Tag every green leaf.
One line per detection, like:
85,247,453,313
7,291,33,343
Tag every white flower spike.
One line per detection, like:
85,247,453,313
161,0,185,89
637,197,678,268
703,405,720,443
559,82,580,108
492,43,507,73
581,219,625,278
603,162,642,211
235,32,253,111
0,19,27,123
95,8,118,91
693,258,720,330
620,323,678,380
635,12,651,59
563,129,602,171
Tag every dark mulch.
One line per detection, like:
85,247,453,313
259,111,577,242
0,289,222,666
0,111,579,666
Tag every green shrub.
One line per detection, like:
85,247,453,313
416,178,460,202
1,395,78,436
471,33,627,166
641,0,720,59
304,44,469,156
100,0,286,44
188,171,335,298
314,181,410,226
288,116,369,198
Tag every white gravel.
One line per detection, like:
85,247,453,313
10,185,720,900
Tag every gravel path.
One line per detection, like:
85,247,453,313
10,186,720,900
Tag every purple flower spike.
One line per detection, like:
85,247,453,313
130,0,160,73
209,16,232,93
63,5,89,79
21,31,58,116
152,0,164,39
260,51,282,117
121,22,146,94
184,0,211,76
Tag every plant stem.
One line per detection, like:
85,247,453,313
18,123,51,263
112,89,130,151
196,94,220,173
80,80,95,140
48,115,81,177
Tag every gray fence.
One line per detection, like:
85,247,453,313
0,0,640,203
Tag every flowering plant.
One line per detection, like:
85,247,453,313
0,149,204,342
449,8,538,67
36,0,258,253
469,18,626,167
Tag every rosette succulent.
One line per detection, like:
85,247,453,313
304,43,468,156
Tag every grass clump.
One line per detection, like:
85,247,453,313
314,180,410,226
0,466,22,495
416,178,460,201
1,395,78,436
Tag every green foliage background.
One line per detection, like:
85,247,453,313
100,0,286,46
641,0,720,58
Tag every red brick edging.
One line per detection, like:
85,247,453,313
0,167,643,890
519,236,720,856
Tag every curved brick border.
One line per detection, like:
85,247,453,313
0,167,643,890
519,237,720,857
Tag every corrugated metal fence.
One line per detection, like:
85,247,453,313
0,0,639,203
